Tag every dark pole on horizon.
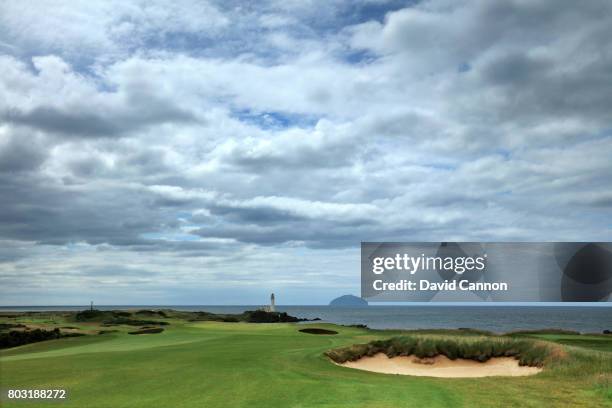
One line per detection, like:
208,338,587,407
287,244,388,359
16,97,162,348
90,301,93,311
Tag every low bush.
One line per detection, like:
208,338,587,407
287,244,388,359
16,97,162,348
0,328,83,349
325,335,558,367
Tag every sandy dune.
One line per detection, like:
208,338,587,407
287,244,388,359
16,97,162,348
338,353,542,378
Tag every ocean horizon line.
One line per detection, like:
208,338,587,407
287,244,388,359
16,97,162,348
1,302,611,308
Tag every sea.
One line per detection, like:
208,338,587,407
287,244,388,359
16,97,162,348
1,305,610,333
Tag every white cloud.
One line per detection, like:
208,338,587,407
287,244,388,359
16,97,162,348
0,0,611,304
0,0,228,60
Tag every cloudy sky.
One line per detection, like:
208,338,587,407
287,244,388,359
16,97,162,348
1,0,611,305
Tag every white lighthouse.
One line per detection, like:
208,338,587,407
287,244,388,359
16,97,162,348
270,293,276,312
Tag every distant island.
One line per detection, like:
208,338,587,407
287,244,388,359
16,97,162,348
329,295,368,307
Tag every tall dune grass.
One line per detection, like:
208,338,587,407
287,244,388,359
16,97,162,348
326,335,561,367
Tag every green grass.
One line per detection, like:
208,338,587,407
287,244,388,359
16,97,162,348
511,333,612,353
1,316,611,407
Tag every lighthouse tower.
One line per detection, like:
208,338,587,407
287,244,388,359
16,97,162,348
270,293,276,312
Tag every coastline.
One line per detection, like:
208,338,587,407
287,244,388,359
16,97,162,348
3,305,609,333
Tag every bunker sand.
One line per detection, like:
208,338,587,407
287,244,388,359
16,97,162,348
338,353,542,378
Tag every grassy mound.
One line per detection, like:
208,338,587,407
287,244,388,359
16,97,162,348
326,335,559,367
299,328,338,335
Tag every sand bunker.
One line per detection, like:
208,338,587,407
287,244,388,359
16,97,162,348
338,353,542,378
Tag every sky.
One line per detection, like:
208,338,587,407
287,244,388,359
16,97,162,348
1,0,612,305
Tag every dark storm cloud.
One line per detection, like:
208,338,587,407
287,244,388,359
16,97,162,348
2,103,196,138
0,169,242,254
352,0,612,128
0,172,162,246
208,204,307,224
476,48,612,124
470,3,612,128
481,52,550,86
4,107,124,137
193,222,356,248
192,211,435,249
0,131,47,172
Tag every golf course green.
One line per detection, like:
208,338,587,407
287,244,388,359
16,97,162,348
1,311,611,407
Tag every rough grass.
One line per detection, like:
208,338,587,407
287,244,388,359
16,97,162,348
326,335,561,367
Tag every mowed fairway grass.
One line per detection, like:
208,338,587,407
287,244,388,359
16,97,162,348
1,319,611,408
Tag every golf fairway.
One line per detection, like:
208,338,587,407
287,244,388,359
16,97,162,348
1,320,611,407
